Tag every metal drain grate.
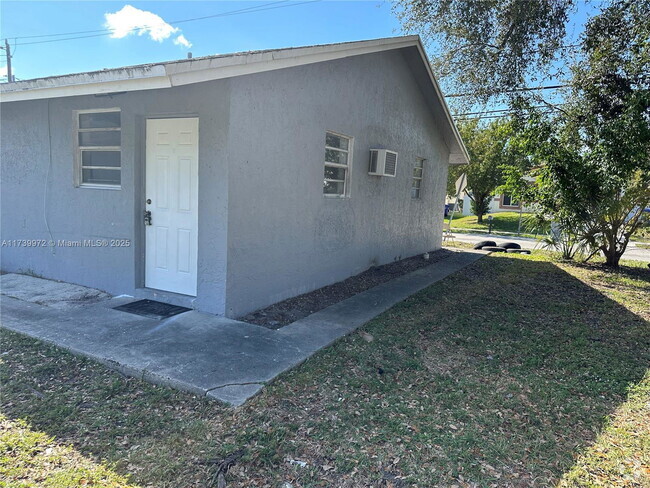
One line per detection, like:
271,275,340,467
113,299,191,320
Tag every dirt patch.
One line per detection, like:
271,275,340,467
239,248,455,328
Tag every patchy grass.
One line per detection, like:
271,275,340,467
1,253,649,487
0,416,137,488
449,211,549,237
443,240,477,250
632,222,650,243
559,370,650,487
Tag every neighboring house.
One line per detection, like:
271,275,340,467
0,36,469,318
460,193,533,216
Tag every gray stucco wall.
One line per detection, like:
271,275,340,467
225,50,450,317
1,81,231,314
1,48,453,318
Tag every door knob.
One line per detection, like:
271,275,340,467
146,199,152,204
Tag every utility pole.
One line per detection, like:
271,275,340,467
4,39,13,82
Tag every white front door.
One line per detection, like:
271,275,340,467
145,118,199,296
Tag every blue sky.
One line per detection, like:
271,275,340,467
0,0,600,114
0,1,402,81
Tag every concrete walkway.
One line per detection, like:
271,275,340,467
1,249,484,406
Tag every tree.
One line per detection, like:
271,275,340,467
513,0,650,267
393,0,576,106
448,118,512,222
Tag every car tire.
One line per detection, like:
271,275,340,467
482,246,507,252
473,240,497,250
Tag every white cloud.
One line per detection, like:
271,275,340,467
104,5,192,48
173,34,192,49
0,66,7,78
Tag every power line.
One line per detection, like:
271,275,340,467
455,111,557,121
12,0,321,46
446,84,568,97
453,104,566,117
6,0,290,40
14,1,318,46
15,32,112,46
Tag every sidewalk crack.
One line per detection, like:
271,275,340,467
206,381,265,392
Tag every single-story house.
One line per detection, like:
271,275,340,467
0,36,469,318
460,193,533,216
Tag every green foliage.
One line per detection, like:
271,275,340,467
519,0,650,267
496,140,538,207
469,196,490,219
448,118,514,222
398,0,648,267
634,216,650,242
541,224,590,261
393,0,575,105
574,0,650,179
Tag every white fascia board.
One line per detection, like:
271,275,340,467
1,76,172,102
1,65,171,103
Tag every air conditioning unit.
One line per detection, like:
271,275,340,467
368,149,398,177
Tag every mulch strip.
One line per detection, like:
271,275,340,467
239,248,455,329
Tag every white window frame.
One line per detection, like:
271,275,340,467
501,194,520,207
74,108,121,189
411,157,425,199
323,131,353,198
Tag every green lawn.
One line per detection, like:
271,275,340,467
1,253,649,487
449,211,550,237
633,224,650,243
0,417,136,488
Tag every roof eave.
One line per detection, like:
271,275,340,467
0,36,420,103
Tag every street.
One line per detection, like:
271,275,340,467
450,232,650,263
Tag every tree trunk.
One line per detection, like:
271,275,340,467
604,247,622,267
602,229,622,267
470,193,491,223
